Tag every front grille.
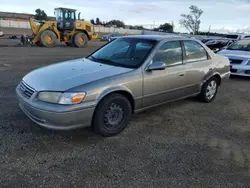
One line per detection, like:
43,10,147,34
230,69,237,73
229,59,243,64
19,81,35,98
245,70,250,75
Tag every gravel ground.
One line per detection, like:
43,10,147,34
0,39,250,188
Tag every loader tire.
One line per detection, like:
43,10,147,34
39,30,57,47
73,32,88,48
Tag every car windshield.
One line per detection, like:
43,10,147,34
88,38,157,68
227,39,250,51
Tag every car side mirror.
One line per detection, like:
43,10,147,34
147,61,166,71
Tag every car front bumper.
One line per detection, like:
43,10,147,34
230,64,250,77
16,87,95,130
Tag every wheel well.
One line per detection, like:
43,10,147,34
99,91,135,113
39,29,59,39
75,30,90,40
213,74,221,85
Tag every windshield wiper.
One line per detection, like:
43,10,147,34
88,56,116,64
89,55,98,61
95,58,117,64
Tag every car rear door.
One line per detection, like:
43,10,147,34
143,40,189,107
180,40,214,93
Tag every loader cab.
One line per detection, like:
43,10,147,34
54,8,76,31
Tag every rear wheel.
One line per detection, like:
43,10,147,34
93,94,132,137
73,32,88,48
198,77,219,103
39,30,57,47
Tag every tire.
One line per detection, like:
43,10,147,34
39,30,57,48
198,77,219,103
93,94,132,137
73,32,88,48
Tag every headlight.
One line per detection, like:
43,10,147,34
247,60,250,65
38,92,62,103
58,92,86,104
38,92,86,104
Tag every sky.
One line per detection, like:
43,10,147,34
0,0,250,33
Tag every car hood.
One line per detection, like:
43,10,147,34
23,58,133,91
218,49,250,59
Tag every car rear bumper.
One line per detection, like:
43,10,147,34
230,65,250,77
16,87,95,130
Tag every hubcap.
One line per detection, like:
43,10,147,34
79,36,84,44
45,35,52,44
104,103,124,129
206,80,217,100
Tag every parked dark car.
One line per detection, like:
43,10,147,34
205,39,236,53
101,33,122,42
201,38,213,43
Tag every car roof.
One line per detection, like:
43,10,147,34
122,35,189,41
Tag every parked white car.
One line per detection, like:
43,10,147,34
218,39,250,77
0,30,4,37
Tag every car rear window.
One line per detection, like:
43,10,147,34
183,40,208,63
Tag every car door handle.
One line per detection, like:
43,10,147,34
178,72,185,76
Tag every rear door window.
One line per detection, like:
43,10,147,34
153,41,183,66
183,40,208,63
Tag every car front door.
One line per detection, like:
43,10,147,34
181,40,214,94
143,40,189,108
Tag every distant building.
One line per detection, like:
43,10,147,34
0,11,55,21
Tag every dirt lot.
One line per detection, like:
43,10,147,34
0,38,250,188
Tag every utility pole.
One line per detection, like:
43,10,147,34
171,21,175,32
208,25,211,33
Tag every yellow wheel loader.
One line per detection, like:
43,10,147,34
27,7,98,47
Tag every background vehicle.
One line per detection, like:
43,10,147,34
101,33,122,42
225,34,245,40
0,29,4,37
16,36,230,137
205,39,236,53
218,39,250,76
27,7,98,47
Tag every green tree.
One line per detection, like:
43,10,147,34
34,9,48,21
128,25,144,30
96,17,101,25
106,20,125,28
179,5,203,34
90,19,95,24
158,23,173,32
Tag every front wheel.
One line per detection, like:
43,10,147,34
73,32,88,48
93,94,132,137
39,30,57,47
198,77,219,103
